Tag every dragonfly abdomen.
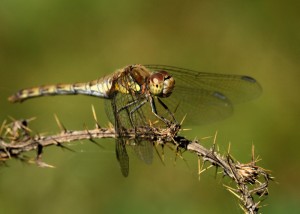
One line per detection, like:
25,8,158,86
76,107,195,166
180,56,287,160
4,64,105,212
8,76,114,103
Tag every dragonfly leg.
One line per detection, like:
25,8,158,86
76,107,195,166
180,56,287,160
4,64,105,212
157,97,177,123
128,99,147,128
149,97,172,126
118,98,154,166
116,99,143,128
117,99,140,113
116,96,172,127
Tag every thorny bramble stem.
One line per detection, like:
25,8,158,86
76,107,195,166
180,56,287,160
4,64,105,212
0,118,272,214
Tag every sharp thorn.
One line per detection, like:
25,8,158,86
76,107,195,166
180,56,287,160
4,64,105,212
226,187,242,200
36,159,55,168
227,142,231,154
53,138,76,152
89,138,104,149
252,143,255,164
91,105,101,129
54,114,67,133
58,143,76,152
180,114,187,126
212,130,218,152
0,119,7,136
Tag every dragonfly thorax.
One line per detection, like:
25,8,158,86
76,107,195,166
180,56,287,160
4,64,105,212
148,71,175,98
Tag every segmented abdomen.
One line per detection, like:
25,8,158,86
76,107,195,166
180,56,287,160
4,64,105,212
8,74,114,103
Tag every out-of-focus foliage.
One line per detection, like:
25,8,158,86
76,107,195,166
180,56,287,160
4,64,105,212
0,0,299,213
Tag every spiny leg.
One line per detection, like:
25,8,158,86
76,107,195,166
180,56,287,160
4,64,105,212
120,95,167,125
116,96,173,127
157,97,177,123
149,96,172,126
117,98,143,128
116,97,154,165
128,99,147,128
125,99,154,165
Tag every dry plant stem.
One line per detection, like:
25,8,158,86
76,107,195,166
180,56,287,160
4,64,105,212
0,119,271,214
0,125,177,159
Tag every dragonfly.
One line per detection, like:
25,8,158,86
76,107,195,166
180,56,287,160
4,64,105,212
8,64,262,176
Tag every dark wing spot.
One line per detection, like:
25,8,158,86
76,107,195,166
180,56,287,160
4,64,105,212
241,75,257,83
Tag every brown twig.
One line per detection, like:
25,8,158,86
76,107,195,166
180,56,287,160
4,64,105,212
0,118,272,214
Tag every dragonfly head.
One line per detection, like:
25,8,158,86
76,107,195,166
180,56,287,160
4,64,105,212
148,71,175,98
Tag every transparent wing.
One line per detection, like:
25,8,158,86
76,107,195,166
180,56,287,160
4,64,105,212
115,138,129,177
146,65,262,125
110,94,129,177
105,88,153,170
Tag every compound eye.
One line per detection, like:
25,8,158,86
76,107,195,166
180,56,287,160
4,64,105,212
158,70,171,79
149,73,164,96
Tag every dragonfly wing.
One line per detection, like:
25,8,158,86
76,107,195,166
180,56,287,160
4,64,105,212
159,86,233,125
146,65,262,125
131,139,153,165
105,90,153,169
115,138,129,177
115,93,153,165
146,65,262,104
110,94,130,177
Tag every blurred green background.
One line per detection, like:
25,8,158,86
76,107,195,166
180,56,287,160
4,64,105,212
1,0,299,213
